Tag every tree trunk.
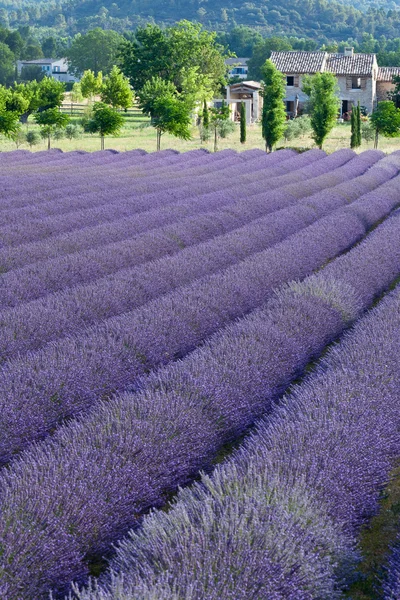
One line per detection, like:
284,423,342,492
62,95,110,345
47,133,51,151
156,129,161,151
374,129,379,149
214,126,218,153
101,135,105,151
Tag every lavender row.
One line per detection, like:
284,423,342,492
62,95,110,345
0,149,243,213
0,149,275,213
1,156,398,358
0,151,384,308
0,150,279,221
384,544,400,599
80,278,400,600
0,188,395,465
0,149,327,248
2,209,400,599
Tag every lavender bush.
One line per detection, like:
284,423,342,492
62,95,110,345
73,248,400,600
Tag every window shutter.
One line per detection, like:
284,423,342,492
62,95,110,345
361,78,367,89
294,75,299,86
346,77,352,89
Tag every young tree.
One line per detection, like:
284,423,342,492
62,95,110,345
138,76,192,151
260,59,286,153
370,101,400,148
34,108,70,150
302,72,340,149
26,130,40,148
240,101,246,144
80,70,103,102
100,66,133,110
84,102,124,150
388,74,400,109
209,100,230,152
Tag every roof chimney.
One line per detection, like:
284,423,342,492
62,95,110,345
344,47,354,57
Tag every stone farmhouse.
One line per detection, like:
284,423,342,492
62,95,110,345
269,48,400,117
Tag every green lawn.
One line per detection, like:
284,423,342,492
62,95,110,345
2,119,400,154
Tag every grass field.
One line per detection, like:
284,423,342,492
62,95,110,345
2,116,400,154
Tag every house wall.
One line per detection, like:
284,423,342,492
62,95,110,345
335,75,375,114
376,81,395,102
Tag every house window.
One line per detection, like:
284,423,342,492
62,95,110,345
286,76,294,86
352,77,361,89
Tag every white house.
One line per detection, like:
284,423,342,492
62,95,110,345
225,57,250,80
16,58,79,83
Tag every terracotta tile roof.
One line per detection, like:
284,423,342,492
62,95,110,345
325,53,375,76
229,81,262,90
377,67,400,81
270,51,377,77
270,51,327,74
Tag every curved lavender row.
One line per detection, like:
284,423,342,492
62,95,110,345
0,155,397,357
0,151,298,272
0,150,302,226
0,191,393,465
0,149,241,213
0,151,252,221
0,151,380,308
0,149,325,248
384,545,400,599
80,279,400,600
3,211,400,599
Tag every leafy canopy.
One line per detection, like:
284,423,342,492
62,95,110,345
66,28,125,76
302,72,340,149
120,20,228,98
84,101,125,137
370,100,400,146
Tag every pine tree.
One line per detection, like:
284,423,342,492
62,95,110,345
240,101,246,144
350,108,357,148
356,102,362,146
203,98,209,130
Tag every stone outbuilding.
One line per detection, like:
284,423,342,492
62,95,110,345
225,80,263,125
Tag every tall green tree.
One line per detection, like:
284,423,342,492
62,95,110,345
0,87,24,139
260,59,286,153
66,28,125,76
120,21,228,98
302,72,340,149
247,37,293,81
100,65,133,110
370,100,400,148
350,103,361,149
34,107,70,150
240,101,246,144
84,101,124,150
0,42,16,86
138,76,192,151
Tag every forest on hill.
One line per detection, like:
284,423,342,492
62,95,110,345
1,0,400,43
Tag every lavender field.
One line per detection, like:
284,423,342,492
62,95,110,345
1,147,400,599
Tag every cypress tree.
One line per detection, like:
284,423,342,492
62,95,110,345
356,101,362,146
240,101,246,144
203,99,209,130
350,108,357,148
261,59,286,153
